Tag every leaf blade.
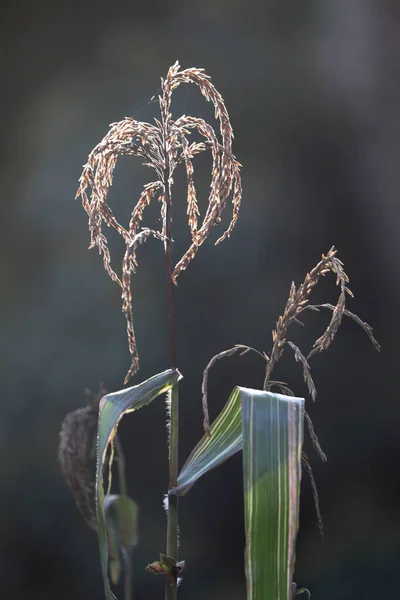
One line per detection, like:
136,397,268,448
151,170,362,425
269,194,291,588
240,388,304,600
172,387,243,496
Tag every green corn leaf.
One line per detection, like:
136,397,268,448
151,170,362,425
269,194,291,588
173,386,304,600
171,386,243,496
104,494,139,584
96,369,181,600
240,387,304,600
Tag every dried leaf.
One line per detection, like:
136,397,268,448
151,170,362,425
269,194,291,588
59,386,106,529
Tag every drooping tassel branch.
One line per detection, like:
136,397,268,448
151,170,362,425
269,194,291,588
76,61,242,383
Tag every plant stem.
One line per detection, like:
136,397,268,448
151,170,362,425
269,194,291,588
163,164,179,600
263,359,273,391
122,548,133,600
163,171,177,369
263,345,279,391
166,383,179,600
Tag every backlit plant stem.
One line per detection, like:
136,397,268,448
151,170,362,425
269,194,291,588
163,153,179,600
163,171,177,370
166,384,179,600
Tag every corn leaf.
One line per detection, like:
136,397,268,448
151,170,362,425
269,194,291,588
172,386,304,600
240,388,304,600
96,369,181,600
172,387,242,496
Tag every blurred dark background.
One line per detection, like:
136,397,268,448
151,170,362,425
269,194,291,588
0,1,399,598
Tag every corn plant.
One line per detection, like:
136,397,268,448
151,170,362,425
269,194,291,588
59,62,379,600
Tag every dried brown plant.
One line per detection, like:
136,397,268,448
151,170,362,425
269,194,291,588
76,61,242,383
59,385,106,529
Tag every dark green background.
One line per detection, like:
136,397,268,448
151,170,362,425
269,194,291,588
0,1,398,598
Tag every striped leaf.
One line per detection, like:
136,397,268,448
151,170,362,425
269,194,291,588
173,386,304,600
240,388,304,600
96,369,181,600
